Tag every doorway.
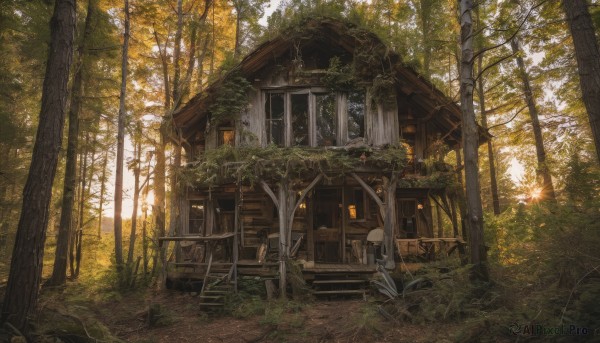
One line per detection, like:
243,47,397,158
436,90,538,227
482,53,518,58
313,188,342,263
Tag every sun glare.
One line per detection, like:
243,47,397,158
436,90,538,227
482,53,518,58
530,188,542,200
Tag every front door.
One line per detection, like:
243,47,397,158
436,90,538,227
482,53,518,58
313,188,342,263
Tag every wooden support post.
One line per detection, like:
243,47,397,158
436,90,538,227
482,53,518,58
277,181,288,299
307,197,314,262
233,190,239,293
382,175,397,269
341,187,346,263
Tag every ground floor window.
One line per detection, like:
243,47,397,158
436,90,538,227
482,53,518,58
188,200,205,235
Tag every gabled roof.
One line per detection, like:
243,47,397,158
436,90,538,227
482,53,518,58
172,17,488,146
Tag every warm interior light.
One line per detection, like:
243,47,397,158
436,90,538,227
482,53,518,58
297,201,307,216
221,130,234,145
417,203,424,210
348,204,357,219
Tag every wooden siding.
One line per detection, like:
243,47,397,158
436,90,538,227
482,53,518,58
365,90,400,146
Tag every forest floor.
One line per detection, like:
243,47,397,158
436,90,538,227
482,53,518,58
95,290,461,343
27,284,477,343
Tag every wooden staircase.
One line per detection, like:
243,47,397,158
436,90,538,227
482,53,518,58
198,252,235,311
310,273,370,299
198,273,232,310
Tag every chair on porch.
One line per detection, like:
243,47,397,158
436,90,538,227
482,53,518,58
366,228,384,265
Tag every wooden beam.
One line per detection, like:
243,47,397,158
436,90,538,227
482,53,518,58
260,180,279,210
288,174,323,230
350,173,382,208
350,172,384,219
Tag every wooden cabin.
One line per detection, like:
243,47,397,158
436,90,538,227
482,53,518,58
161,18,486,302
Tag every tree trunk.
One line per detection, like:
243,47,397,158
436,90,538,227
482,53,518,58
97,150,108,239
454,145,468,241
46,0,95,287
142,179,150,276
167,0,186,257
209,2,215,76
562,0,600,163
114,0,130,268
1,0,75,331
476,52,501,215
154,135,167,280
127,127,142,265
510,37,556,201
418,0,433,77
459,0,488,281
73,133,90,279
196,32,211,92
172,0,184,109
233,2,242,60
183,0,212,103
168,145,181,235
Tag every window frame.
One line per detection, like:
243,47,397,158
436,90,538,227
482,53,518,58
347,187,367,222
263,88,365,147
217,126,235,147
186,199,206,236
265,92,285,146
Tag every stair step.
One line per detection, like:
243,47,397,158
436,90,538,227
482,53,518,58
200,294,223,299
312,280,366,284
313,289,366,295
207,273,229,277
199,302,225,306
204,290,229,294
208,284,231,289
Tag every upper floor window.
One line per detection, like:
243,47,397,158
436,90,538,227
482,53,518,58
291,93,309,146
264,89,363,147
347,91,365,140
316,93,336,146
266,93,284,145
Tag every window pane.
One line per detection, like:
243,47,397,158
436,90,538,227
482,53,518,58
291,94,309,146
189,200,204,235
354,189,365,219
347,188,365,221
316,93,336,146
218,129,235,146
266,93,284,145
348,91,365,140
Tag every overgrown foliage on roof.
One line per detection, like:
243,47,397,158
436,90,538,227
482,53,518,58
207,72,252,125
